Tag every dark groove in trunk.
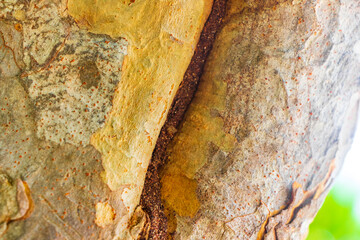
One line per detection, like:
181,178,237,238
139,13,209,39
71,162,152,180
139,1,227,239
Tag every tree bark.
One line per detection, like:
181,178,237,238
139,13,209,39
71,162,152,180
159,0,360,239
0,0,211,239
1,0,360,239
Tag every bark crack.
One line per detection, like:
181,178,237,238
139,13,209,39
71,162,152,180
139,0,228,239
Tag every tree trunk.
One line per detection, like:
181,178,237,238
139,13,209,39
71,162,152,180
0,0,359,239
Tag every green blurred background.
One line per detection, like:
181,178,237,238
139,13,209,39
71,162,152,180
307,186,360,240
307,120,360,240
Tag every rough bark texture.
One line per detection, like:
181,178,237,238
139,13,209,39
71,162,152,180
0,0,212,239
160,0,360,239
1,0,360,239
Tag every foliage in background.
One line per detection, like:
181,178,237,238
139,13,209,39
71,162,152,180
307,185,360,240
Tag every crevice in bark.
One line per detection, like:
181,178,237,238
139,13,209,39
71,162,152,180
139,0,228,239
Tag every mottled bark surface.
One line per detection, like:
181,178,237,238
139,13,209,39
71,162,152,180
0,0,211,239
1,0,360,239
161,0,360,239
1,1,126,238
160,0,360,239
